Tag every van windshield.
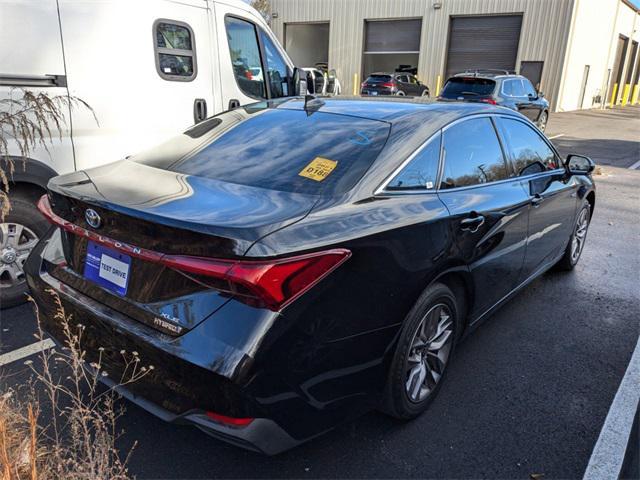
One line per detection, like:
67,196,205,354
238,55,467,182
141,108,391,196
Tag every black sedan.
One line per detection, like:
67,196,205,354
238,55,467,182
26,97,595,454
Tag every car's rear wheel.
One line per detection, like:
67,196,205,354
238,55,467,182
396,91,406,96
537,110,548,132
421,89,430,97
1,195,49,308
382,283,460,419
556,201,591,271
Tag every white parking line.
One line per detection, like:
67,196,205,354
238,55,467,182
0,339,55,367
548,133,565,140
628,158,640,170
583,336,640,480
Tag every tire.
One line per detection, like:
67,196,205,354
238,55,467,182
537,110,548,132
421,89,430,97
382,282,461,420
555,201,591,271
396,91,406,96
1,194,49,308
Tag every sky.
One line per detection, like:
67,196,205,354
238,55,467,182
629,0,640,6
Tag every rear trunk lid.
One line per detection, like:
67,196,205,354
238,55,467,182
45,160,317,334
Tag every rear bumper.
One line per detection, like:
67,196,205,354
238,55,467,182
98,370,299,455
24,238,301,455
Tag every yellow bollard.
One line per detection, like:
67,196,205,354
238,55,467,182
610,83,618,106
435,75,442,97
631,85,640,105
353,73,359,96
622,84,631,106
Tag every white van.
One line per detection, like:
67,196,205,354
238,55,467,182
0,0,301,306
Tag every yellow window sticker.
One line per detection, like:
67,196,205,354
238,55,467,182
298,157,338,182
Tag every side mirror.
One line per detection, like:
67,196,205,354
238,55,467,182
565,154,595,175
292,67,308,96
528,93,538,100
538,91,544,98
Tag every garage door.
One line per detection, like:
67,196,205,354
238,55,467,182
362,19,422,80
445,15,522,80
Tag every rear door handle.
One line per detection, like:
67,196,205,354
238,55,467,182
460,215,485,233
531,194,545,207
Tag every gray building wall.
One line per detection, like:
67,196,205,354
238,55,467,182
270,0,576,111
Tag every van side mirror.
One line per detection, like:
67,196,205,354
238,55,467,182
292,67,308,96
565,154,595,175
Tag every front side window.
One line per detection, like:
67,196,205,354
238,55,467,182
154,20,196,81
259,30,290,98
387,134,441,191
225,16,266,98
522,78,537,97
498,118,559,175
440,118,510,189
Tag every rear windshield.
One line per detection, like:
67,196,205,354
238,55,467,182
154,108,390,196
367,75,392,82
440,77,496,98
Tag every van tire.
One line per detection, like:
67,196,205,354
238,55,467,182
1,194,49,309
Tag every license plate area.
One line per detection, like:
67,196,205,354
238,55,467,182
83,241,131,296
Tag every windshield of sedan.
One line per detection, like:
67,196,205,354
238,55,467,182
440,77,496,98
148,108,391,196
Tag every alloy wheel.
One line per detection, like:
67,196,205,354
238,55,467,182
538,112,548,132
405,303,454,403
0,222,39,289
570,208,589,263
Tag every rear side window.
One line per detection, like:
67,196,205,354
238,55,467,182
154,20,196,81
440,118,510,189
166,109,391,196
440,77,496,98
387,134,441,191
225,16,266,99
498,118,559,175
503,79,525,97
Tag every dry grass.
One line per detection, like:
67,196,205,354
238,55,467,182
0,88,96,221
0,291,152,479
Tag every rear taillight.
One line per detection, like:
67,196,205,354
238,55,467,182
480,98,497,105
206,411,254,428
381,82,394,88
162,249,350,310
37,195,351,311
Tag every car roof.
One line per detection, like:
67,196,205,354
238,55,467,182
266,96,520,126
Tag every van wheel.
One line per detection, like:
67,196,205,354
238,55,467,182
381,283,460,419
1,195,49,308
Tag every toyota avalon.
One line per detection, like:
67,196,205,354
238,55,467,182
25,97,595,454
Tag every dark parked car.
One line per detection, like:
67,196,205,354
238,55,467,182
361,72,429,96
439,70,550,131
26,98,595,454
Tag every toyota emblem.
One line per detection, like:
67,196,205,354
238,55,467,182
85,208,101,229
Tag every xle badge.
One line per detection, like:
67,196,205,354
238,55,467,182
298,157,338,182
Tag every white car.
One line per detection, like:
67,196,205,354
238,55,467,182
0,0,301,307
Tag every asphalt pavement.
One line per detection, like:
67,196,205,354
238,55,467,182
1,105,639,479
